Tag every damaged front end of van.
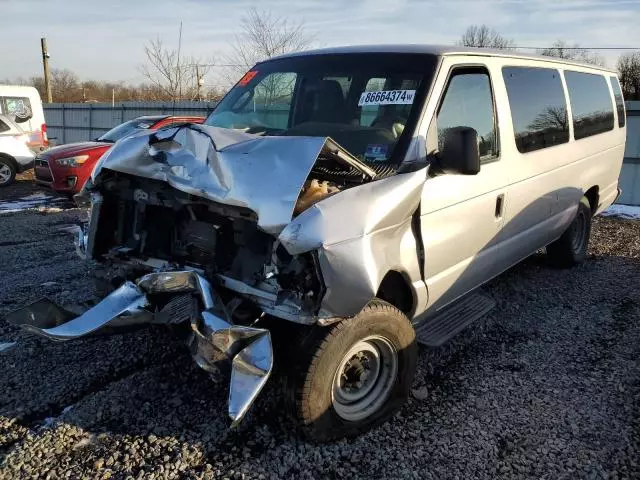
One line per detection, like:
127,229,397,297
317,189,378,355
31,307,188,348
6,123,427,423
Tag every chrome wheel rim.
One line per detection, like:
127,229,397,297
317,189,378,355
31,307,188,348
0,164,12,184
331,335,398,422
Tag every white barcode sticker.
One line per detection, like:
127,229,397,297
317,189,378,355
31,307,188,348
358,89,416,106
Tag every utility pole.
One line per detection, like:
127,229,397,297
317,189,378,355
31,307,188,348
176,21,183,101
40,37,52,103
195,64,202,101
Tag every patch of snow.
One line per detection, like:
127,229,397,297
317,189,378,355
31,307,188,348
0,192,68,214
601,204,640,220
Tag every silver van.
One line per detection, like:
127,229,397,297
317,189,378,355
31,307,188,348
7,46,626,440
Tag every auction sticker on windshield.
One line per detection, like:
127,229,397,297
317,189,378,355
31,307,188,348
358,89,416,106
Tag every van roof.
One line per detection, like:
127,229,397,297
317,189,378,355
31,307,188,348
0,85,42,96
269,44,618,73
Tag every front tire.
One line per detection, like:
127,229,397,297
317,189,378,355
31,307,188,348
0,158,17,187
283,300,417,442
546,196,592,267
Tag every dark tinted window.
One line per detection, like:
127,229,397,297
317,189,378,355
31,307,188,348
610,76,625,127
0,119,9,133
502,67,569,153
564,71,614,139
437,69,498,160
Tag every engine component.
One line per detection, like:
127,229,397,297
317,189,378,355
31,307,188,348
294,179,340,215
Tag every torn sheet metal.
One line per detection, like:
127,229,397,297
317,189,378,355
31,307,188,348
6,282,150,341
90,125,373,235
194,310,273,422
5,270,273,422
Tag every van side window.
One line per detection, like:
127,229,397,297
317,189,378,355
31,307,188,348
564,71,614,139
609,76,625,128
0,119,9,133
502,67,569,153
437,68,498,161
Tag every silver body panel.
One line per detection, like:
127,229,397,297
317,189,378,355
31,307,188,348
413,53,625,319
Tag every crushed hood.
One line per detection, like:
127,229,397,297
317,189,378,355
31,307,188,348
90,124,375,235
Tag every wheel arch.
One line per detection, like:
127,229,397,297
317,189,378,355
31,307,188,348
375,270,416,317
583,185,599,215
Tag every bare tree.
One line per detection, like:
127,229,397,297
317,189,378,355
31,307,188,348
538,40,605,66
617,52,640,100
224,8,315,84
458,25,514,49
139,38,211,101
527,106,569,132
30,69,80,102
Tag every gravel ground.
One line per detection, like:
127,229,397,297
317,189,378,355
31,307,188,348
0,177,639,479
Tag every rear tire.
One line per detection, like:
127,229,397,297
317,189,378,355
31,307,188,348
0,158,17,187
283,300,417,442
546,196,591,267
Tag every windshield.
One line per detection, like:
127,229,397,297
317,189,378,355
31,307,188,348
98,118,157,143
206,53,437,163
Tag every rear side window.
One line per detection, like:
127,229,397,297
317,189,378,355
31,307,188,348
0,97,33,121
609,76,625,127
437,68,498,161
0,119,9,133
564,71,614,139
502,67,569,153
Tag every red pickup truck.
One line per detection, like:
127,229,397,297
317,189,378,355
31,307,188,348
35,115,204,194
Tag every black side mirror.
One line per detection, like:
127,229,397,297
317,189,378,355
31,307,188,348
438,126,481,175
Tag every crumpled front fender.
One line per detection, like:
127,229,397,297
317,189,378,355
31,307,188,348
278,169,428,318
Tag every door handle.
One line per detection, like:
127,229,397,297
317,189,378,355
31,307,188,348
495,194,505,219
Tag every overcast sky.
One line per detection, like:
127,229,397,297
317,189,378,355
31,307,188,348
2,0,639,86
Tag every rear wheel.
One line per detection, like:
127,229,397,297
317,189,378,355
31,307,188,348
0,158,16,187
283,300,417,442
546,196,592,267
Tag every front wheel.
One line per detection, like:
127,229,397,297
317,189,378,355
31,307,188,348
0,158,17,187
546,196,592,267
283,300,417,442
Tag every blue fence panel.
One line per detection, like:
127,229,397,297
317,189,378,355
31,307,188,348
44,101,218,145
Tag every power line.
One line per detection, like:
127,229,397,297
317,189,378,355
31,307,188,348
513,46,640,50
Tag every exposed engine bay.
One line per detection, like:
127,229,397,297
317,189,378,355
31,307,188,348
90,171,327,322
84,126,398,324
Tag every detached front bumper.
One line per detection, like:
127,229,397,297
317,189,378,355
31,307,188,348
4,271,273,423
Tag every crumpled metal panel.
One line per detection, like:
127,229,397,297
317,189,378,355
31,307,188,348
278,169,428,318
5,270,273,423
6,282,150,341
229,333,272,422
91,124,359,235
197,310,273,422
